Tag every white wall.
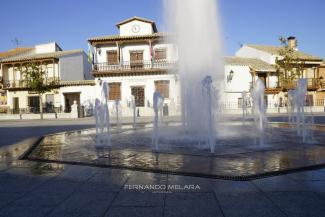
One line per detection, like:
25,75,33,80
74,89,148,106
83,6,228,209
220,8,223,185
96,43,176,64
120,20,154,36
98,74,180,117
35,42,60,54
59,85,96,114
224,65,252,93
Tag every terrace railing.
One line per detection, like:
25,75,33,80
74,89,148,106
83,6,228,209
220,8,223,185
3,78,60,89
94,60,177,72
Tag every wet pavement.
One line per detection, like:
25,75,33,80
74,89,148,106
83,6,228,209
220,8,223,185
25,124,325,180
0,118,325,217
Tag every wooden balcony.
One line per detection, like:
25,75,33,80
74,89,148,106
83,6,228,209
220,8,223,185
93,60,177,76
279,78,320,90
3,78,60,90
258,78,321,93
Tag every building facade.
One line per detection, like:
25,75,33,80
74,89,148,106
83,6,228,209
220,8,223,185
0,42,93,114
235,38,324,107
88,17,180,117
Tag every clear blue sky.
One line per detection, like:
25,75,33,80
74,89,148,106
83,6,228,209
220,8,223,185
0,0,324,58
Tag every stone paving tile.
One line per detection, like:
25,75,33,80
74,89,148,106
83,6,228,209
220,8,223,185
112,191,164,207
268,191,325,217
164,192,223,217
0,173,49,193
0,192,22,209
126,171,168,186
48,192,116,217
55,164,98,182
168,175,215,192
79,170,128,193
286,168,325,181
0,205,53,217
105,207,163,217
11,191,72,208
216,192,286,217
36,179,84,195
252,175,311,192
213,179,259,195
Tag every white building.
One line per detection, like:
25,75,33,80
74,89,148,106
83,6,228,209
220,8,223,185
88,17,179,117
223,56,275,108
235,39,323,106
0,42,94,114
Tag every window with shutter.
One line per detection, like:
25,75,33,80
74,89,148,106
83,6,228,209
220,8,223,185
107,51,118,65
154,80,170,98
154,48,167,61
109,82,121,100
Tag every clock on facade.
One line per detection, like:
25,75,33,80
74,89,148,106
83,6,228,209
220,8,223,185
131,24,140,33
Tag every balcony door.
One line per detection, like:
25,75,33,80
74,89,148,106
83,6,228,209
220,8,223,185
131,86,145,107
130,51,143,69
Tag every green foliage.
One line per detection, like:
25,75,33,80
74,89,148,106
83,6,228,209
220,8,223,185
275,37,305,83
20,62,53,94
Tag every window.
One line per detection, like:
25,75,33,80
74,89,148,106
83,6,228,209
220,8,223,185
238,98,243,108
130,51,143,69
155,80,170,98
109,83,121,100
106,51,118,64
154,48,167,61
46,94,54,105
131,86,145,107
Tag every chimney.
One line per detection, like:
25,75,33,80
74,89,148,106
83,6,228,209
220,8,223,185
287,36,298,50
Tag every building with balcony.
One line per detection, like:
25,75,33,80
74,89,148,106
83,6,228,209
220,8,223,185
0,42,93,114
234,37,324,106
88,17,179,117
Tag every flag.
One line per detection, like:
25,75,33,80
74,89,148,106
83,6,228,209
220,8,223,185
149,41,155,64
87,43,93,64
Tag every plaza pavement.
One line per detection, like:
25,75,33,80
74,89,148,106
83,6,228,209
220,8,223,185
0,117,325,217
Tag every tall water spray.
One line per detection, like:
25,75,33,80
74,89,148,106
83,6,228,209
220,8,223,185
252,79,267,146
165,0,224,146
94,81,111,147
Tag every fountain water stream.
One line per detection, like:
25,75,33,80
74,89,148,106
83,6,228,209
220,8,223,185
252,78,267,146
94,81,111,147
164,0,223,151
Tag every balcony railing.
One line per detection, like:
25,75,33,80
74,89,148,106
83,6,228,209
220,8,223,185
259,78,321,91
3,78,59,89
278,78,320,90
94,60,177,72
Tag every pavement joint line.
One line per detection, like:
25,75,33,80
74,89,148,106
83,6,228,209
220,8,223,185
250,180,290,217
162,173,168,217
43,169,98,217
212,191,226,217
102,176,130,217
0,167,61,213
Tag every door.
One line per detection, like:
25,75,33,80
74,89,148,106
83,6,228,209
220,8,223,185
28,96,40,113
64,93,80,113
13,97,19,114
131,86,145,107
130,51,143,69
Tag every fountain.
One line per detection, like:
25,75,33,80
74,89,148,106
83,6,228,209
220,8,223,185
251,78,267,146
25,0,325,181
152,90,164,151
94,81,111,147
131,95,137,129
241,91,248,125
114,99,122,132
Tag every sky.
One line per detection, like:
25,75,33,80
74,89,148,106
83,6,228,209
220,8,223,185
0,0,324,58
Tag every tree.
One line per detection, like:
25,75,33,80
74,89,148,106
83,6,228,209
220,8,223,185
20,62,55,119
275,37,305,88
